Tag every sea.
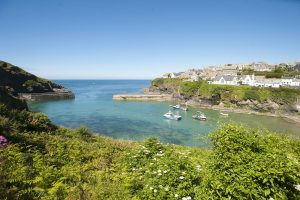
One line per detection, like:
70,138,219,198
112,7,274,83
28,80,300,147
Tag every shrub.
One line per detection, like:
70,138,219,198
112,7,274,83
197,124,300,199
120,138,203,200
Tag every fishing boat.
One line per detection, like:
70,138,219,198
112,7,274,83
170,104,188,111
170,104,180,109
192,111,207,121
163,112,182,120
220,112,229,116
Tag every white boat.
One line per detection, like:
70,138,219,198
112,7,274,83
172,104,181,109
192,111,207,121
170,104,188,111
163,112,182,120
220,112,229,116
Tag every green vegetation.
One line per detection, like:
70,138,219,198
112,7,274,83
1,103,300,199
151,78,300,110
0,60,63,94
242,66,300,78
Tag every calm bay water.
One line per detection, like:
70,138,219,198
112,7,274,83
28,80,300,147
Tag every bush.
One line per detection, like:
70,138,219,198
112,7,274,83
120,138,204,200
197,124,300,199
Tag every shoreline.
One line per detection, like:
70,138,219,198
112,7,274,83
113,93,300,124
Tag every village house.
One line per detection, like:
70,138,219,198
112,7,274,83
254,78,282,88
290,79,300,87
238,74,255,86
281,77,293,86
212,75,238,85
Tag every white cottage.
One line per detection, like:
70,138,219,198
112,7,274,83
239,75,255,86
291,79,300,87
212,75,238,85
254,79,282,88
281,77,293,86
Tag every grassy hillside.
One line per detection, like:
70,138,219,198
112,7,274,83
151,78,300,112
0,61,64,95
1,103,300,199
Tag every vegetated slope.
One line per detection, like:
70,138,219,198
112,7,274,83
151,78,300,113
0,60,64,95
0,87,27,110
1,101,300,199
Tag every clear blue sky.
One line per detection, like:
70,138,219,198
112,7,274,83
0,0,299,79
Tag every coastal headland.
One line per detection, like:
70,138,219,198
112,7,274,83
0,60,75,107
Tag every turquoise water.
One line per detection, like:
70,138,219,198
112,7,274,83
28,80,300,147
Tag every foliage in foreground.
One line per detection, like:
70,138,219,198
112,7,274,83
1,104,300,199
197,124,300,200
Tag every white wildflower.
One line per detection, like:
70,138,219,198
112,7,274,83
158,170,162,173
158,173,162,176
295,184,300,191
165,187,169,191
182,197,187,200
153,158,157,161
163,170,168,174
182,171,186,175
150,187,153,190
154,189,157,193
179,176,184,180
175,194,179,198
186,196,192,200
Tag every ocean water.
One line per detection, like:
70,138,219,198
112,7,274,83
28,80,300,147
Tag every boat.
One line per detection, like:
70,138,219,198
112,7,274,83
170,104,180,109
170,104,188,111
220,112,229,116
163,112,182,120
192,111,207,121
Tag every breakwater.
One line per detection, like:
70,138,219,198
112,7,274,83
112,94,173,101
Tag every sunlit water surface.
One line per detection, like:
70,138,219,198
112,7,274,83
28,80,300,147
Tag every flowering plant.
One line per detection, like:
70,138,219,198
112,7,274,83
0,135,8,147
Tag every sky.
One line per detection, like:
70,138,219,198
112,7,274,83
0,0,300,79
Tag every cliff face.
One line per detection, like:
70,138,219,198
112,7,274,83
0,60,74,109
0,60,64,95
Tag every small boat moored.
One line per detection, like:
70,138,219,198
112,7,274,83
220,112,229,116
170,104,181,109
163,112,182,120
192,111,207,121
170,104,188,111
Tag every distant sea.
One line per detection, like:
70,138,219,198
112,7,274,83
28,80,300,147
